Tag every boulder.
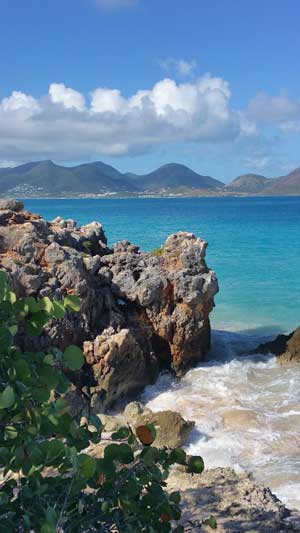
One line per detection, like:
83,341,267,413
253,327,300,365
134,409,195,448
83,328,158,412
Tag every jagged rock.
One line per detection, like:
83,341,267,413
0,199,24,212
83,328,157,412
253,327,300,365
0,205,218,411
167,467,300,532
103,231,218,374
134,409,195,448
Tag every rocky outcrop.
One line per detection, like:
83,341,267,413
254,328,300,365
90,402,195,450
167,467,300,532
0,201,218,411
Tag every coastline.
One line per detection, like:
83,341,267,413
4,198,300,520
3,192,300,199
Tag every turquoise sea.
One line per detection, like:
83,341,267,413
25,197,300,508
25,196,300,333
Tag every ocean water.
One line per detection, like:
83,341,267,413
25,196,300,508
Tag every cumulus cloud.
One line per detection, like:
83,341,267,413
49,83,86,111
159,58,197,78
0,75,257,163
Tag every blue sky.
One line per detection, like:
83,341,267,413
0,0,299,181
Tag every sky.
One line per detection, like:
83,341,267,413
0,0,299,181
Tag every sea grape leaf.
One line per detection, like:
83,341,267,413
63,345,84,370
136,423,157,446
63,295,81,312
0,386,15,409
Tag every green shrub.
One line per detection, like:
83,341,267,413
150,247,163,257
0,271,210,532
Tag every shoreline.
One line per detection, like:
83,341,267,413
3,193,300,200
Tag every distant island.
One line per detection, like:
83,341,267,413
0,160,300,198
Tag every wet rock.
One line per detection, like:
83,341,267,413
254,327,300,365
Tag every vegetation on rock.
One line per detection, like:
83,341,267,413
0,272,209,532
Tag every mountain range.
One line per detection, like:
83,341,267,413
0,160,299,197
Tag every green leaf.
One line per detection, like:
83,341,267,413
187,455,205,474
204,516,217,529
63,345,84,370
0,271,8,301
0,327,13,352
52,300,65,319
41,524,56,533
0,386,15,409
15,359,30,379
104,443,134,464
140,447,159,466
23,296,39,314
169,491,180,504
169,448,186,465
101,501,110,513
4,425,18,439
44,353,55,366
118,443,134,464
6,291,16,304
78,454,96,478
8,324,18,336
40,296,54,313
104,444,120,462
111,426,130,440
63,295,81,312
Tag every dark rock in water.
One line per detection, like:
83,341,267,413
253,327,300,365
0,199,24,212
0,205,218,411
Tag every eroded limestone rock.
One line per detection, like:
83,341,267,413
0,202,218,411
167,467,300,532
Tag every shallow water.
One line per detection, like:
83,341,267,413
24,197,300,509
142,328,300,509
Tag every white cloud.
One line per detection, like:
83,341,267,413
159,58,197,78
93,0,137,9
49,83,86,111
0,91,40,118
247,91,300,132
90,88,126,113
243,155,271,171
0,75,257,163
0,160,19,168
